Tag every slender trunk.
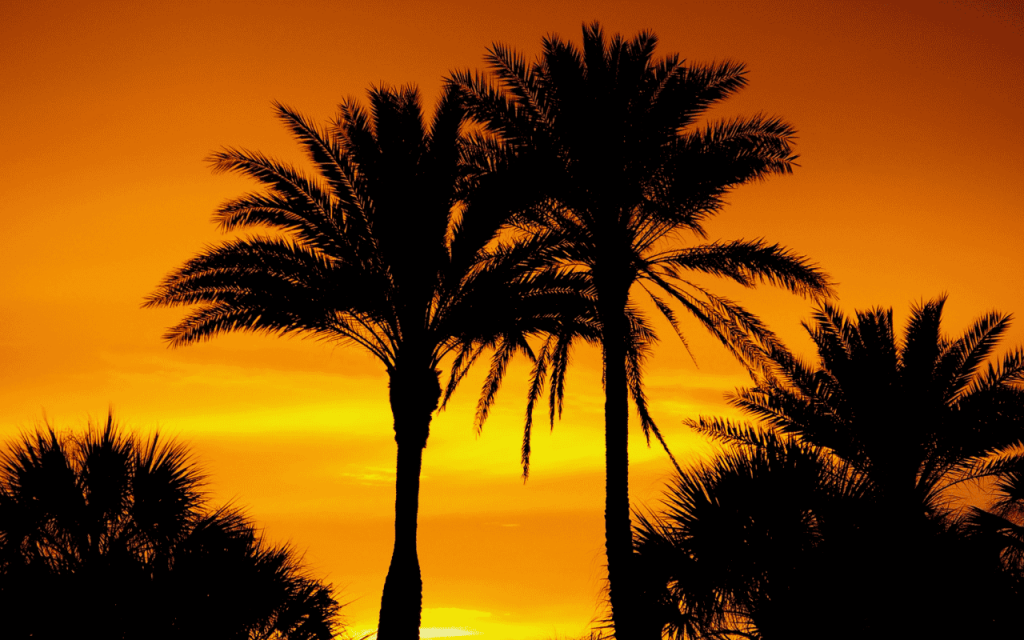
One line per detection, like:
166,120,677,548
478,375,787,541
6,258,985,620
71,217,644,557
599,286,638,640
377,367,440,640
377,434,425,639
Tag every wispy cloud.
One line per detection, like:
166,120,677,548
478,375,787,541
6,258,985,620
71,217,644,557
419,628,482,638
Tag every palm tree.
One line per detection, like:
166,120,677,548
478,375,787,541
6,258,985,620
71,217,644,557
676,295,1024,636
452,22,834,637
633,428,875,639
0,414,341,640
144,84,581,639
730,296,1024,531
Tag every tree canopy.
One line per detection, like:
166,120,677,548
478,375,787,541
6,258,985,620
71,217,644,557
0,415,342,640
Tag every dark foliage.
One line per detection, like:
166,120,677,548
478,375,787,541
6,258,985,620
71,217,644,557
0,415,342,640
453,22,833,638
144,84,586,639
636,297,1024,638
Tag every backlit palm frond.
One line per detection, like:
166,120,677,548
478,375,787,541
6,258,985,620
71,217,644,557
623,311,680,469
900,296,946,385
474,333,530,433
132,432,204,551
636,284,698,367
156,302,311,350
653,239,834,300
848,307,899,382
144,236,349,307
520,337,551,478
440,342,486,410
628,213,684,257
365,85,427,163
634,432,834,640
945,385,1024,470
676,114,798,178
322,312,399,365
145,237,394,356
642,51,684,104
642,275,772,377
939,309,1013,404
207,147,335,224
273,101,354,212
448,68,539,148
538,32,586,114
683,415,780,451
803,303,857,377
728,384,848,454
688,283,787,373
654,59,750,131
329,98,379,226
545,328,576,429
425,87,470,208
212,191,349,260
484,42,545,124
330,96,384,231
966,347,1024,398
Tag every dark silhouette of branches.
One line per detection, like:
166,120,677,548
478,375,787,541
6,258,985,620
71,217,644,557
0,414,342,640
636,297,1024,638
144,84,587,639
453,22,833,638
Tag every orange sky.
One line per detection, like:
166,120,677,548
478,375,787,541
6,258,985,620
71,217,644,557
2,1,1022,637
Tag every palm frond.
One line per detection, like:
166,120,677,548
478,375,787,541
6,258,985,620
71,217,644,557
207,147,335,222
941,310,1013,404
652,59,749,131
273,101,355,213
474,335,529,432
637,282,698,367
900,296,946,386
547,328,576,428
653,238,834,301
520,338,551,478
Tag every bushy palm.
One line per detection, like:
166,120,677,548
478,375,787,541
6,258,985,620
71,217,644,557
730,295,1024,523
453,23,833,637
634,430,874,639
0,415,340,640
641,296,1024,637
144,84,580,639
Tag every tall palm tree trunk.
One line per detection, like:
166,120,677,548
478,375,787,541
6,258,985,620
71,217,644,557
378,435,426,639
378,368,441,640
599,281,637,640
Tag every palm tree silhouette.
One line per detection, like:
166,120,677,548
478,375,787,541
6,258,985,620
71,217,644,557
452,22,834,637
144,84,581,639
668,295,1024,637
729,296,1024,531
0,415,340,640
634,425,880,639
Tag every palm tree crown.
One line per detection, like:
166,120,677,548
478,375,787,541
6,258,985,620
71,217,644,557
634,429,875,640
0,415,340,639
453,22,833,638
144,84,572,639
671,296,1024,637
728,295,1024,516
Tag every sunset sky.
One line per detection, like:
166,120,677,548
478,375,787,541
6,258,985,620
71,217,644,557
2,1,1022,637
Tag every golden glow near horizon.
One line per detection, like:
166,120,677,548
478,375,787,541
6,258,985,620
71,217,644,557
2,1,1022,638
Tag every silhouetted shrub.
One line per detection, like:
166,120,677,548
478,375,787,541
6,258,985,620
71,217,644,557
0,414,343,640
636,298,1024,638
